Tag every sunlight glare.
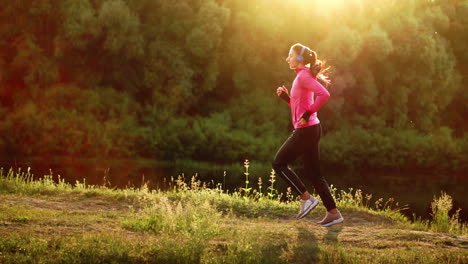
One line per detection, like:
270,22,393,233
316,0,347,10
295,0,347,10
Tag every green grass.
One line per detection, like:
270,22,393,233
0,167,467,264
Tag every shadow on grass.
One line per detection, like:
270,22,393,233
290,226,320,264
324,224,343,243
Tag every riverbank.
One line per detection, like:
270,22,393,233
1,158,467,224
0,169,467,263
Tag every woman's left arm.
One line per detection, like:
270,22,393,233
300,75,330,121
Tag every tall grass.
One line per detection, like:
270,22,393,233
123,196,221,237
429,192,467,234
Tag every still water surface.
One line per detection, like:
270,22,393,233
3,157,466,222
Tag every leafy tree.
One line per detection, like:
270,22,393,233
0,0,466,170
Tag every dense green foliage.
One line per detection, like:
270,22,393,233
0,0,466,170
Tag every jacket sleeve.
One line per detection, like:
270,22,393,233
299,75,330,115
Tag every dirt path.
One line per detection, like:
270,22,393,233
1,194,133,212
1,194,467,252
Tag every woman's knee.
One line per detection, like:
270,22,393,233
272,159,286,171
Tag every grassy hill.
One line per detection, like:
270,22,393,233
0,168,467,264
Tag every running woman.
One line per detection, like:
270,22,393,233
273,43,344,227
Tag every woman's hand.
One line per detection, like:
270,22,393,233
276,85,289,96
297,118,307,126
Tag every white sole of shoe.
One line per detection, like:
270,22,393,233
321,216,344,227
296,199,319,219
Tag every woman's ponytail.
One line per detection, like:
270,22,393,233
311,59,330,87
310,59,322,77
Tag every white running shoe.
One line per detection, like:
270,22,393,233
316,211,344,227
296,197,319,219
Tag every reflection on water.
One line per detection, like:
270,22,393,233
1,157,467,222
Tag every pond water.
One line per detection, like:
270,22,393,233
2,157,467,223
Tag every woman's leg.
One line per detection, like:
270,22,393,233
273,128,321,219
272,130,307,195
303,124,337,211
303,124,344,226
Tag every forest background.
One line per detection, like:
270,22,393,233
0,0,467,172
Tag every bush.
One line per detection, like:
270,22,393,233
321,126,467,170
0,85,142,158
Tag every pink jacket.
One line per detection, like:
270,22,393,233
289,67,330,129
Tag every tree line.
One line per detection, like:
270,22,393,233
0,0,466,171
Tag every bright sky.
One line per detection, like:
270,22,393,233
317,0,347,9
295,0,348,10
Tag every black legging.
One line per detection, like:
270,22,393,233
272,123,337,211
